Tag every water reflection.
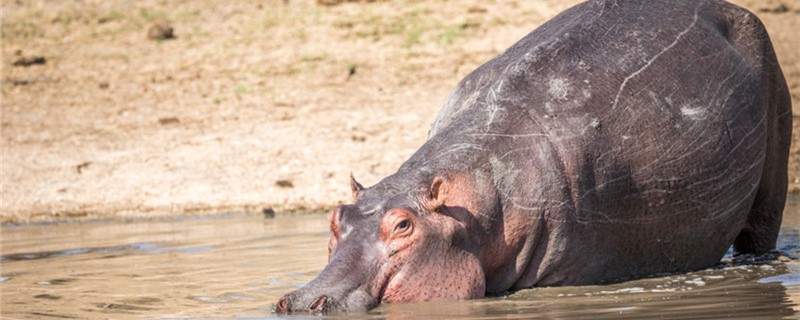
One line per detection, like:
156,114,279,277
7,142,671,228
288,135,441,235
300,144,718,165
376,279,795,319
0,200,797,319
0,243,160,262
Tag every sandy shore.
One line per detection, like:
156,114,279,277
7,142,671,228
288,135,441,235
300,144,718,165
2,0,799,223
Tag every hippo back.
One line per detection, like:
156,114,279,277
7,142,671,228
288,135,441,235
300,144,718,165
427,0,790,284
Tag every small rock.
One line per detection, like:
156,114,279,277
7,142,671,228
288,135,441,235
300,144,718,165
98,82,110,89
316,0,378,6
158,117,180,125
147,20,175,40
317,0,343,5
758,3,789,13
12,56,46,67
347,64,357,79
8,78,33,86
351,135,366,142
468,6,488,13
262,208,276,219
76,162,91,174
275,180,294,188
460,21,481,29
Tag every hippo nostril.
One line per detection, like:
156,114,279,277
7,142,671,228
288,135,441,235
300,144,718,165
276,296,288,313
309,295,328,313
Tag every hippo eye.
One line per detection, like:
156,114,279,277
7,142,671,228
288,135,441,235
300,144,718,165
394,219,411,233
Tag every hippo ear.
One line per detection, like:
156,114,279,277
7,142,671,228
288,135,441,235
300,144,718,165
427,176,448,210
350,173,365,201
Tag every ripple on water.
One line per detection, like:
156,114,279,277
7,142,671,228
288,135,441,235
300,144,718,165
759,263,800,286
0,242,220,266
193,293,257,304
35,278,76,285
0,243,162,263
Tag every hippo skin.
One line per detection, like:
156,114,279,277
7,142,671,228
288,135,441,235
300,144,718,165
277,0,792,313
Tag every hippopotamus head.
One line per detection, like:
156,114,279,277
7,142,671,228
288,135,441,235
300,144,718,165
276,174,485,313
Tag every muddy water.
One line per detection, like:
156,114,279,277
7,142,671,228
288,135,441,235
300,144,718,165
1,197,799,319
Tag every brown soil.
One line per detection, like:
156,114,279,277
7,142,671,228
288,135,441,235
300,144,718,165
2,0,799,223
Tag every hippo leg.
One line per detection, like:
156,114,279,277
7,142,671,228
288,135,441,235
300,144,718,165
734,68,792,255
734,185,785,255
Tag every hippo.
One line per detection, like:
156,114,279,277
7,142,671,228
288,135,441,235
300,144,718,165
277,0,792,313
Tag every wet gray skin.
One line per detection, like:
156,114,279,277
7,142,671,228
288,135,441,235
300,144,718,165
278,202,381,313
277,0,792,314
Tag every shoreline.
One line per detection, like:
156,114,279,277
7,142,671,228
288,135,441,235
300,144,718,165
3,0,799,224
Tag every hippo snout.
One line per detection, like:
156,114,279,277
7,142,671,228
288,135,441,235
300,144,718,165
275,288,376,314
276,294,331,314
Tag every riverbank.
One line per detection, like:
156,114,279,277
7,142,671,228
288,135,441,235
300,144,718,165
2,0,799,223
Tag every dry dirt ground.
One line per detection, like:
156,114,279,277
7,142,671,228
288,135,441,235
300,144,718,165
2,0,799,223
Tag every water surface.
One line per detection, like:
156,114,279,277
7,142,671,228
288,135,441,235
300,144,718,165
1,197,799,319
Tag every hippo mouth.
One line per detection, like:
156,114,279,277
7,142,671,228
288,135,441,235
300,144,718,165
275,263,400,314
375,271,399,305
